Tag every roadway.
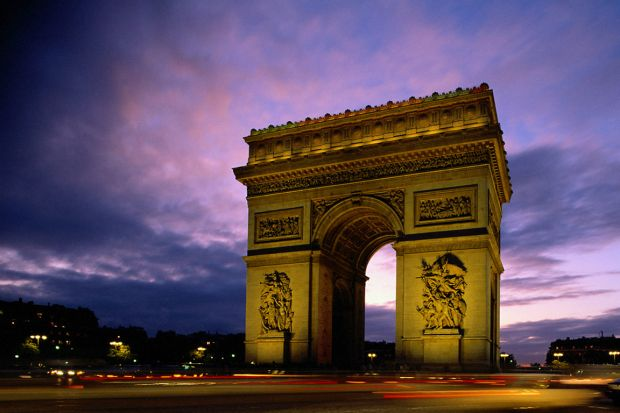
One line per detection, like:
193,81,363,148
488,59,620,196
0,373,616,412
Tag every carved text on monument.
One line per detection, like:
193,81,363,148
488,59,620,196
259,270,293,334
417,253,467,330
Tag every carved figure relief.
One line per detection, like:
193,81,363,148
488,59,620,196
255,208,302,243
419,196,471,221
258,270,293,334
258,216,299,238
387,190,405,220
311,198,341,228
415,186,477,226
417,253,467,330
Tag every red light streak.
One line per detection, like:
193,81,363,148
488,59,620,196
380,390,538,399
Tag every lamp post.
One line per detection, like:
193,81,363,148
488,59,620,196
500,352,509,367
367,352,377,366
30,335,47,346
553,352,563,361
610,351,620,364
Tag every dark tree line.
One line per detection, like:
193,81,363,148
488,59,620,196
0,299,243,367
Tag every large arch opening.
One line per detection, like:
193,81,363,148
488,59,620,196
314,196,402,367
365,245,396,344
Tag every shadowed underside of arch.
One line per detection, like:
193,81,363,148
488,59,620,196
316,197,403,272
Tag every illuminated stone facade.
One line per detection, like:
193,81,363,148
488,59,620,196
234,83,511,370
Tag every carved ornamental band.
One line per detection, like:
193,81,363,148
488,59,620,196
414,186,477,226
247,150,490,196
255,208,302,243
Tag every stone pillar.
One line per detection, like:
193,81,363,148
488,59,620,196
423,329,462,367
243,251,315,365
394,238,499,371
256,331,290,364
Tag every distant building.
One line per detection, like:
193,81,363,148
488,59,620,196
546,335,620,365
0,299,245,367
0,298,100,364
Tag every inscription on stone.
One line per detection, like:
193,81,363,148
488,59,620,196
255,208,302,243
415,186,477,226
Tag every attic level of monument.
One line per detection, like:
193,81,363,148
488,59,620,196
246,83,494,139
234,83,512,204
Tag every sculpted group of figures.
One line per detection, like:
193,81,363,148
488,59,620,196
258,216,300,239
258,270,294,333
419,195,472,221
417,253,467,329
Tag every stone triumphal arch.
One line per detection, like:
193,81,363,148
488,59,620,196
234,83,511,370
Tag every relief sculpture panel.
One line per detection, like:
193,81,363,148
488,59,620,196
414,185,477,226
258,270,293,334
417,253,467,330
255,208,303,243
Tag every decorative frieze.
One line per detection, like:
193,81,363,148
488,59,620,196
255,208,303,243
414,185,477,226
247,150,490,196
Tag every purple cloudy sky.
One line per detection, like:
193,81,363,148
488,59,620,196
2,1,619,364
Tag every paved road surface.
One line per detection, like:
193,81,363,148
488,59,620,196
0,373,616,412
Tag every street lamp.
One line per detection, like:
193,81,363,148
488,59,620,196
553,352,563,361
367,352,377,363
500,352,509,364
30,335,48,345
610,351,620,364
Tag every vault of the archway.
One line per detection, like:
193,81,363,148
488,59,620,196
319,204,400,272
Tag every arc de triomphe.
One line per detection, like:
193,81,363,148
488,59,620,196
234,83,511,370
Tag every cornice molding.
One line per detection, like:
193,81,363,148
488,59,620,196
237,137,510,203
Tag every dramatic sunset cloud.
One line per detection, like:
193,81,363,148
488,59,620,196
2,0,619,363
